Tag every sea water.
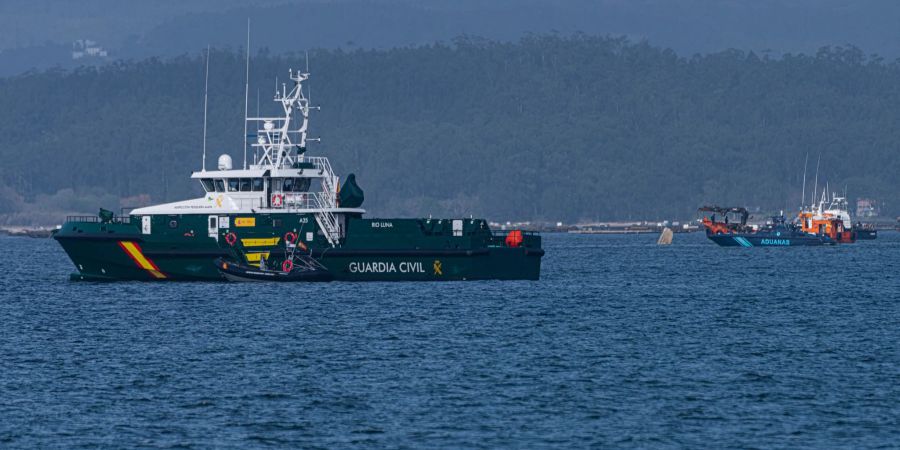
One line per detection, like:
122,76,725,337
1,232,898,448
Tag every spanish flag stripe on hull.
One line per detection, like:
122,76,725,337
118,241,167,279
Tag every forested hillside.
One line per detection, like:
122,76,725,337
1,35,899,223
8,0,900,76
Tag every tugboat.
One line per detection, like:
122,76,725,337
796,189,865,243
699,206,835,247
53,68,543,281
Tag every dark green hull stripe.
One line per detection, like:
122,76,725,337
55,233,145,241
143,250,232,258
313,248,490,257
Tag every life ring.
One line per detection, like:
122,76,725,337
272,194,284,207
284,231,298,244
282,259,293,272
225,232,237,246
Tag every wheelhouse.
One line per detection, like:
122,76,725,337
698,206,751,235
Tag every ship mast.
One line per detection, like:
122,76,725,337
242,19,251,170
812,154,821,210
201,45,210,172
800,152,808,212
247,68,319,169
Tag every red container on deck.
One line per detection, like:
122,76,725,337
505,230,524,247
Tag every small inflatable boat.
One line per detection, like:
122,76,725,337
214,256,334,282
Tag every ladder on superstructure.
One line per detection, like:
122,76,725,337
312,158,341,246
246,69,342,247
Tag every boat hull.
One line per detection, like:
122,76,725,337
56,235,226,281
53,214,543,281
318,247,543,281
58,241,542,281
706,233,831,247
855,229,878,240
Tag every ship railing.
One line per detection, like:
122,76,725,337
65,215,132,224
488,230,540,247
490,230,540,237
312,192,341,246
305,156,330,174
305,156,338,207
263,191,341,211
275,192,323,210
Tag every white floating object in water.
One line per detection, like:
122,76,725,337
657,227,674,245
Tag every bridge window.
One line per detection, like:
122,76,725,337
271,178,283,192
239,178,251,192
252,178,264,191
283,177,295,192
200,178,215,192
214,179,225,192
292,177,311,192
227,179,239,192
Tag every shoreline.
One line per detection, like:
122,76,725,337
0,226,55,238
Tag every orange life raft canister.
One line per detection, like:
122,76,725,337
505,230,523,247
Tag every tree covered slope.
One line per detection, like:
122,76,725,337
1,35,898,222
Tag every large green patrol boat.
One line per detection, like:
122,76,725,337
53,68,543,281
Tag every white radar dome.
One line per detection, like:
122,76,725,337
217,154,233,171
264,121,274,131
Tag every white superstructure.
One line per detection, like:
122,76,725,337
132,69,361,246
799,187,853,230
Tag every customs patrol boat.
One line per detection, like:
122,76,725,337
699,206,835,247
53,68,543,281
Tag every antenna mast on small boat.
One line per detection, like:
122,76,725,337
800,152,808,210
242,18,251,170
812,153,821,208
202,45,210,172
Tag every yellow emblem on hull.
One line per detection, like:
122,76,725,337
241,237,280,247
244,252,270,262
433,260,443,276
235,217,256,227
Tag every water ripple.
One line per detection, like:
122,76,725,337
1,232,899,447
